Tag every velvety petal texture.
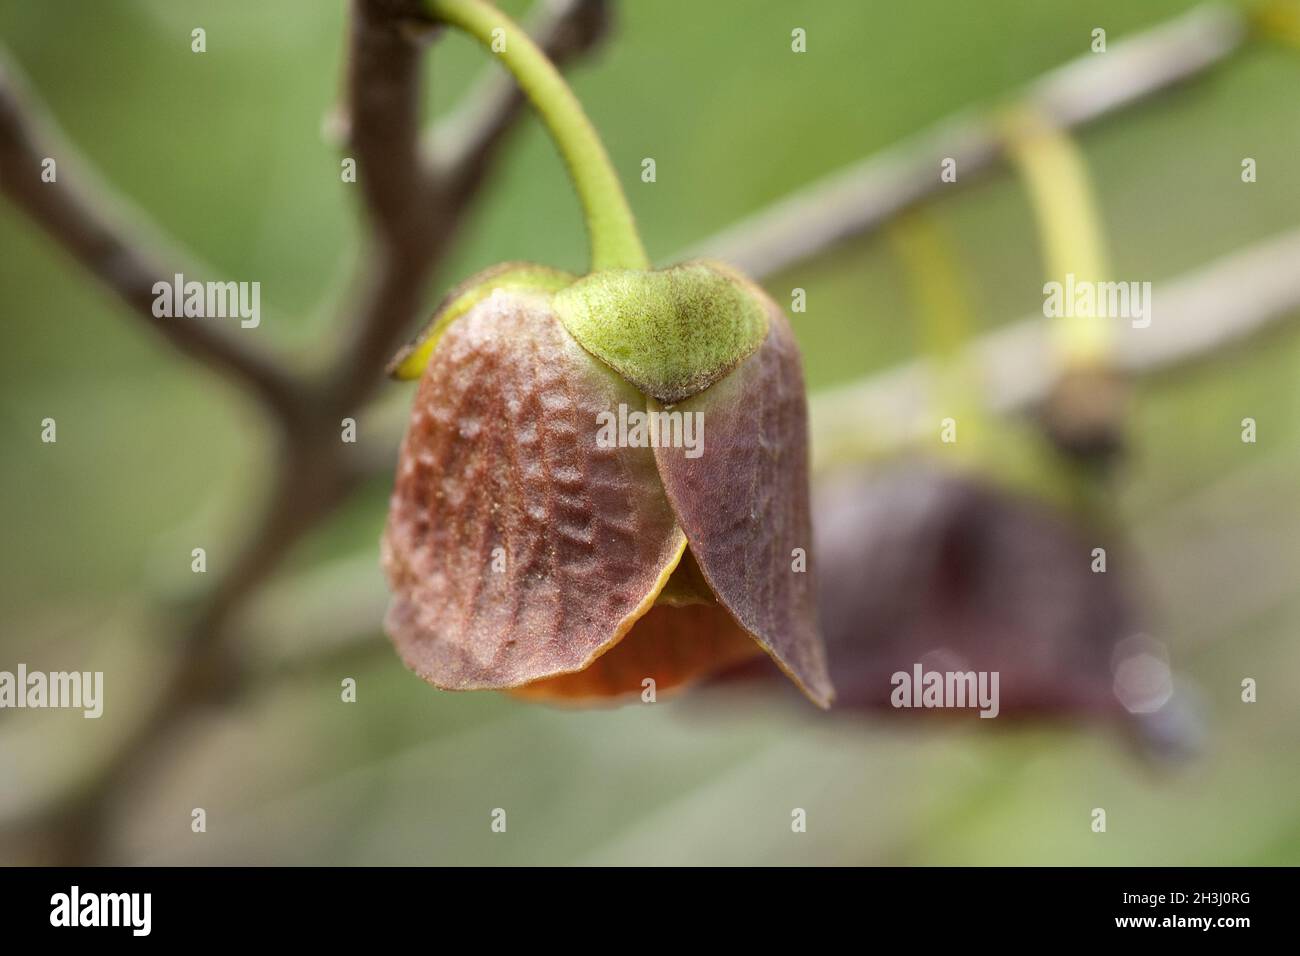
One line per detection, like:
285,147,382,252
387,262,575,381
652,293,834,708
383,289,686,690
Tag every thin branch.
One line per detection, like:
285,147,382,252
808,228,1300,470
324,0,612,414
681,3,1247,278
344,0,434,245
13,433,361,865
430,0,612,195
318,0,448,417
0,56,304,425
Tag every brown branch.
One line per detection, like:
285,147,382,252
319,0,444,415
430,0,612,194
681,3,1247,278
7,430,363,864
0,56,305,426
344,0,434,245
324,0,612,414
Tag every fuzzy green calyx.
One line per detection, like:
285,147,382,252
552,261,770,404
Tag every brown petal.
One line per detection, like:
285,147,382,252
382,290,685,690
510,603,762,703
652,297,833,707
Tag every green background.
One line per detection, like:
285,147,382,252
1,0,1298,864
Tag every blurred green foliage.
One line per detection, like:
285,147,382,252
1,0,1298,864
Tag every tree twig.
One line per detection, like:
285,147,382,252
324,0,612,414
808,228,1300,470
0,57,305,425
344,0,435,245
431,0,612,194
681,3,1246,277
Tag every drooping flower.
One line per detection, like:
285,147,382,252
382,261,833,706
714,461,1197,756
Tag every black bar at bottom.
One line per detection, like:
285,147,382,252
0,865,1283,941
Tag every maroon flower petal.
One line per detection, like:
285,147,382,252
652,298,833,707
382,290,685,690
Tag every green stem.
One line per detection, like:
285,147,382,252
427,0,649,272
888,211,984,439
1000,107,1112,369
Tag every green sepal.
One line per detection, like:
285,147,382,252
552,260,770,404
387,261,577,380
